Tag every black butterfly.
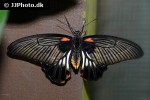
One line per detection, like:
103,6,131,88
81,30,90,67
7,17,143,85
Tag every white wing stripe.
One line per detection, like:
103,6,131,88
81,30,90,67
63,57,66,66
85,58,88,66
66,50,71,70
81,51,85,69
59,59,62,66
86,52,91,59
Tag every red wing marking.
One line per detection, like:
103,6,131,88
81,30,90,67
84,38,94,42
60,37,70,42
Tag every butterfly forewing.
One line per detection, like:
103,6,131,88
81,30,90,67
82,35,143,65
7,33,72,85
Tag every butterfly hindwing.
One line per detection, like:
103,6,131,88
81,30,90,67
7,33,72,85
80,51,107,81
41,50,72,85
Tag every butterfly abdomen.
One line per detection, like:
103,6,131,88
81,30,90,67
71,51,81,72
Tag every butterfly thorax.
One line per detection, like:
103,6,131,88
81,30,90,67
72,36,82,50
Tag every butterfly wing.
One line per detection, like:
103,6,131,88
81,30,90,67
7,33,73,85
81,35,143,80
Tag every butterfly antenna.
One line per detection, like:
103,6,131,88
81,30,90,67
85,18,96,27
64,15,75,34
81,18,96,36
56,19,68,27
81,20,86,33
57,25,72,34
80,20,87,36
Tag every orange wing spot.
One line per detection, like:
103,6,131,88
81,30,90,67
84,38,94,42
60,80,65,84
66,73,71,80
60,37,70,42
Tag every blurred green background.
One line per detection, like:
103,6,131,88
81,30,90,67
91,0,150,100
0,10,8,43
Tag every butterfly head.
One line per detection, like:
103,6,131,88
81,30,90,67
73,30,82,37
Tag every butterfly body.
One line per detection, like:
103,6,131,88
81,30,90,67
7,18,143,85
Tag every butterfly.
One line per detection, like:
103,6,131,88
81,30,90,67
7,17,143,85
